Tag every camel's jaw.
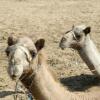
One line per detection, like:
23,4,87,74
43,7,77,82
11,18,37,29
59,40,71,50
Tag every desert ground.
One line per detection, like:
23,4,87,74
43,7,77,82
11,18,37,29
0,0,100,99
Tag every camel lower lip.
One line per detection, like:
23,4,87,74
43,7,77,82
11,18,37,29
10,75,19,80
61,47,65,50
60,46,65,50
11,77,17,80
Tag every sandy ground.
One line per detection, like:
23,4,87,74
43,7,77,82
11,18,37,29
0,0,100,99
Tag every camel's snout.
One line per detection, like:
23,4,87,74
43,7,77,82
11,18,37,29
59,37,67,50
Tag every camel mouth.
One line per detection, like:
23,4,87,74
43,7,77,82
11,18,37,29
59,41,63,49
61,46,65,50
59,42,67,50
10,75,19,80
59,45,66,50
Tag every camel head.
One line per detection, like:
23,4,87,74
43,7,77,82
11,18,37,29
5,35,45,80
59,25,91,50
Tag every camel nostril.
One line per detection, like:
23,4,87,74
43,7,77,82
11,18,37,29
11,74,17,79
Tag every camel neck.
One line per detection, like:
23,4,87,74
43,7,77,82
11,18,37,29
29,62,69,100
21,51,100,100
21,52,68,100
21,63,100,100
78,35,100,75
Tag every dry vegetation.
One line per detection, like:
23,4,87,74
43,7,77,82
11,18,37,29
0,0,100,99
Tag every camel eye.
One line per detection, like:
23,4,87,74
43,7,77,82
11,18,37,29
30,50,36,57
74,31,81,40
76,34,81,39
73,32,82,41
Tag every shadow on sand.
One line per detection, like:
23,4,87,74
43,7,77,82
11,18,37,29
0,90,15,98
0,74,100,98
0,90,24,98
60,74,100,92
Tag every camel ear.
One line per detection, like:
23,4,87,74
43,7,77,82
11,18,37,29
7,35,18,46
35,39,45,51
83,27,91,35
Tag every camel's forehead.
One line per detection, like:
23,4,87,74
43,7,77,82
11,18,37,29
17,37,37,51
9,46,23,57
73,25,86,33
14,48,24,57
18,37,33,44
8,45,25,57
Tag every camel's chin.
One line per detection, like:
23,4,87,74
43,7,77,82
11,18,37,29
61,47,65,50
11,77,17,81
10,75,21,81
59,44,66,50
60,45,70,50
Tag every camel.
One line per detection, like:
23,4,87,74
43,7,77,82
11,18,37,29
59,25,100,76
6,36,100,100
